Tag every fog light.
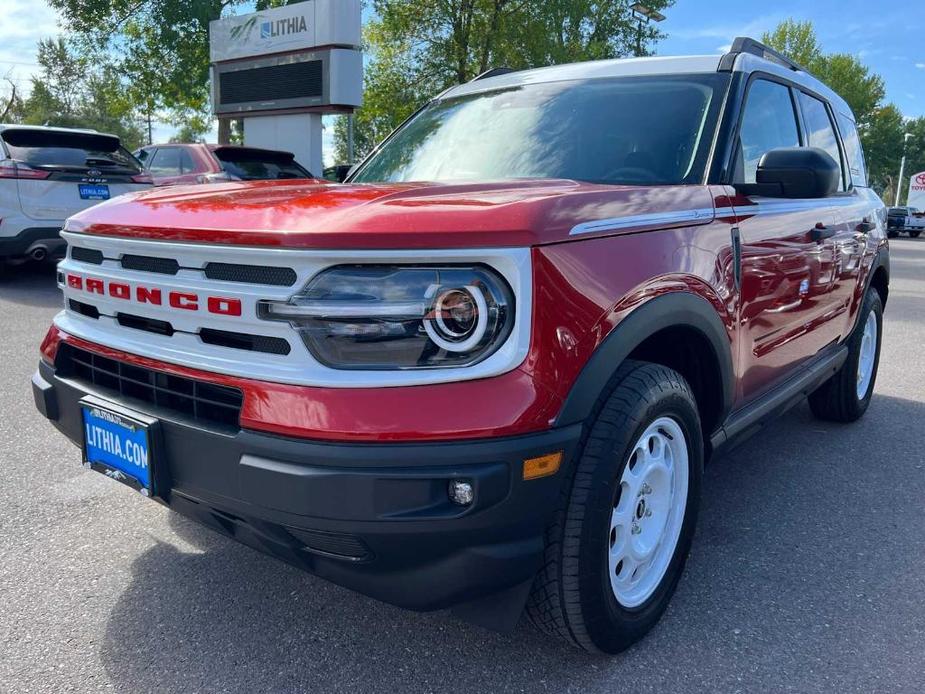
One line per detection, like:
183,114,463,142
448,479,474,506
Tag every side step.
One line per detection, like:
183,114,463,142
711,344,849,455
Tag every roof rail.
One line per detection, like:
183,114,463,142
718,37,810,74
470,67,516,82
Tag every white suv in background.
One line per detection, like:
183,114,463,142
0,125,152,269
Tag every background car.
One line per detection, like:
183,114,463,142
0,124,151,268
322,164,352,182
133,143,314,186
887,206,924,238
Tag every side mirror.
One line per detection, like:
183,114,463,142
737,147,839,199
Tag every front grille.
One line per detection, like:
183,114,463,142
117,312,175,336
56,344,243,429
204,262,297,286
121,254,180,275
68,299,99,319
71,247,103,264
288,527,373,561
72,250,298,287
199,328,291,355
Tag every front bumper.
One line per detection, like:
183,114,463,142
33,359,581,624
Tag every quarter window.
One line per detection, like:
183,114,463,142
734,80,800,183
798,92,845,191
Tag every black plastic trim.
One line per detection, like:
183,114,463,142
711,343,848,453
34,358,583,618
555,292,735,428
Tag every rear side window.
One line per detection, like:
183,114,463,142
179,148,197,173
214,148,312,180
797,93,845,191
149,147,182,176
734,80,800,183
1,129,141,173
835,112,867,187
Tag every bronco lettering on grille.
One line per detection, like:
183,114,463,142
66,274,242,316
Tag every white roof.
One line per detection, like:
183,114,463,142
444,55,722,99
439,50,855,121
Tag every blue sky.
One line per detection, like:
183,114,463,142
656,0,924,118
1,0,922,150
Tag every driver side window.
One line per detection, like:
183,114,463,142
734,80,800,184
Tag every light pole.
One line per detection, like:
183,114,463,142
895,132,914,207
630,3,666,57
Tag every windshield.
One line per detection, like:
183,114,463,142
352,74,728,186
1,129,141,174
214,148,313,180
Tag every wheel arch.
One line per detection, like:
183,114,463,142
554,292,735,442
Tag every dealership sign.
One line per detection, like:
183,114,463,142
909,171,925,208
210,0,361,63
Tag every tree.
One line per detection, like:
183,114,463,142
19,38,145,149
763,20,884,128
49,0,296,140
334,0,673,163
0,76,24,122
761,20,924,200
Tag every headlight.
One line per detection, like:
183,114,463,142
258,265,515,369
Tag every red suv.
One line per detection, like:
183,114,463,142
34,38,888,653
133,143,314,186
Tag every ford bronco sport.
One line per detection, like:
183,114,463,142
33,38,888,653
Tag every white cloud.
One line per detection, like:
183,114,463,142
0,0,60,96
915,63,925,69
667,13,789,44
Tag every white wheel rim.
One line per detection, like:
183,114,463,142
856,311,878,400
608,416,689,608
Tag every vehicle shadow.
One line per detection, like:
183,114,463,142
100,393,925,693
0,261,62,309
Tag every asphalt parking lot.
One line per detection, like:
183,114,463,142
1,239,923,694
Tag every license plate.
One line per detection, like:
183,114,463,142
79,183,110,200
81,403,153,494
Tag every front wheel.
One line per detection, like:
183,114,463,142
526,361,703,653
809,288,883,422
910,229,922,238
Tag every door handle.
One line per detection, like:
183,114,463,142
811,223,838,242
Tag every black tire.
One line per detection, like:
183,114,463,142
887,230,899,239
808,289,883,422
526,361,703,653
910,229,922,238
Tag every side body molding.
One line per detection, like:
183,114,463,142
554,292,735,431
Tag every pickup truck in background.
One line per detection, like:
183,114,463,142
887,206,925,238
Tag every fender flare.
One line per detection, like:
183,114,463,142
554,292,736,429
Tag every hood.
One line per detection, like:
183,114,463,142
65,178,717,249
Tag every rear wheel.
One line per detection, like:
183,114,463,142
910,229,922,238
526,361,703,653
809,288,883,422
887,230,899,238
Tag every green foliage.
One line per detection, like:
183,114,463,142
762,19,924,200
17,38,145,149
334,0,673,163
762,20,884,127
0,77,24,122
